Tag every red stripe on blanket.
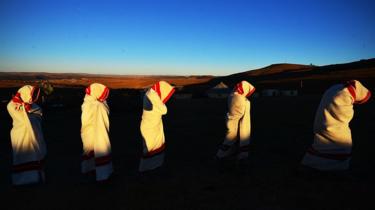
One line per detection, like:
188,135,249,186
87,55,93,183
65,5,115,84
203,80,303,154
163,88,175,104
307,147,352,161
345,81,357,103
246,87,256,97
12,92,31,112
152,82,162,99
356,91,371,104
235,82,244,95
85,86,91,95
12,92,23,104
82,151,95,160
143,144,165,158
99,87,110,102
95,155,112,166
12,160,43,173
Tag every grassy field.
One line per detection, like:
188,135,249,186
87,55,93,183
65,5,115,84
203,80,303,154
0,73,213,89
1,88,374,209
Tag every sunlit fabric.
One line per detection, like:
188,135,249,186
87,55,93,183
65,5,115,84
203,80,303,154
139,81,175,172
81,83,113,181
7,85,46,185
216,81,255,160
302,80,371,170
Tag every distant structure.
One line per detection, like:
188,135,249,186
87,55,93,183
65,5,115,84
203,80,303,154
207,82,231,98
173,86,193,99
252,92,260,98
262,89,280,97
281,90,298,96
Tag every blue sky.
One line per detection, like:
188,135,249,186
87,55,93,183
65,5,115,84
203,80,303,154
0,0,374,75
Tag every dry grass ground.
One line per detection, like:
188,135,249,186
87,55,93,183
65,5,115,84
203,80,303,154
0,88,374,209
0,75,213,89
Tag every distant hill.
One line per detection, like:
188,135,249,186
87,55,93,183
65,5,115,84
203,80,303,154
184,58,375,93
229,63,313,77
0,72,214,89
1,58,374,92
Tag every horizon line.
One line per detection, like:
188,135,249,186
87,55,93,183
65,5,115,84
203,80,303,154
0,57,373,77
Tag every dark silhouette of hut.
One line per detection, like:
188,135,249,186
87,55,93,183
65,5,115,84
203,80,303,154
207,82,231,98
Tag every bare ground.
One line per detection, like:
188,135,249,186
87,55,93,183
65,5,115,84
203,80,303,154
1,89,374,209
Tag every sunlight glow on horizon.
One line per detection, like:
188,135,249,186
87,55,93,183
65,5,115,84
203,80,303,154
1,0,374,76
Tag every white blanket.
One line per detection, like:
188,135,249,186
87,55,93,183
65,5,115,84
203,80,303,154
139,81,175,172
81,83,113,181
302,80,371,170
216,81,255,160
7,85,46,185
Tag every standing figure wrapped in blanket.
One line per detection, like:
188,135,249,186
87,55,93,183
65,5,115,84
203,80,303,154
216,81,256,162
81,83,113,182
302,80,371,171
139,81,175,172
7,85,47,186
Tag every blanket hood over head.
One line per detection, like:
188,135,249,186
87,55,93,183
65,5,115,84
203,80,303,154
12,85,40,111
346,80,371,104
151,81,175,103
234,81,256,97
85,83,110,102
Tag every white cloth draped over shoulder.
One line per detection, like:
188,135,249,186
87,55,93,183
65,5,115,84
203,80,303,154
216,81,256,160
302,80,371,171
7,85,46,185
139,81,175,172
81,83,113,181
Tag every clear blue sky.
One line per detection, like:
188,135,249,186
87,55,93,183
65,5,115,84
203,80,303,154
1,0,374,75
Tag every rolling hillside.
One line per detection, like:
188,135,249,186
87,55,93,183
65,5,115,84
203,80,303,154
1,58,374,93
185,58,375,93
0,73,213,89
